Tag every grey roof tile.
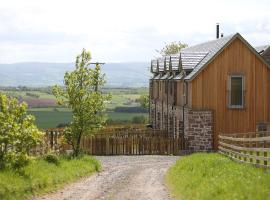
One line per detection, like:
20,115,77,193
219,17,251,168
151,34,236,78
184,34,235,80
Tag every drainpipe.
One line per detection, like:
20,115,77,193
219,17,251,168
182,79,188,150
167,79,169,137
149,79,151,125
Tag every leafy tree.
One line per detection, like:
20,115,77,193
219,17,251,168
138,94,149,110
53,49,111,157
0,93,43,170
156,41,188,56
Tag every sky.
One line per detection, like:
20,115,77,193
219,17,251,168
0,0,269,63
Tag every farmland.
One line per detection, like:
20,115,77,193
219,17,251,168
0,87,149,128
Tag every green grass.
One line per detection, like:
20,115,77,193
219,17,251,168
166,153,270,200
28,111,72,128
0,156,100,200
28,110,148,128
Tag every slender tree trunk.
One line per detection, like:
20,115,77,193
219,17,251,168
74,131,83,157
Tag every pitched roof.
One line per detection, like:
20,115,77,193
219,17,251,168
183,34,235,80
151,33,270,81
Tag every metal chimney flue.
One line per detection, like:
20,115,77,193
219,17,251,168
216,23,220,39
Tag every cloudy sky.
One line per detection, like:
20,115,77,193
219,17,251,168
0,0,269,63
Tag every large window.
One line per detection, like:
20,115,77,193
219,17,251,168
229,75,244,108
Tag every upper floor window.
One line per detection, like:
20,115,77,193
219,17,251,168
228,75,245,108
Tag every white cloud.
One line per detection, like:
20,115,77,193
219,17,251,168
0,0,269,63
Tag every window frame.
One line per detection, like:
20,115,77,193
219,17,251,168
228,74,245,109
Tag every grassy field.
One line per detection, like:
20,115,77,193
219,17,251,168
1,87,148,109
0,87,149,128
166,153,270,200
0,156,100,200
28,109,148,128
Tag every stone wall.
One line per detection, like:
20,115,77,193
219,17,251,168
184,109,213,151
150,100,213,151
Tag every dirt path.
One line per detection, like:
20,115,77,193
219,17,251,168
33,156,179,200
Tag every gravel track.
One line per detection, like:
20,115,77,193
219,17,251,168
32,156,179,200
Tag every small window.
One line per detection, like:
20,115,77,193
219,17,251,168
229,75,244,108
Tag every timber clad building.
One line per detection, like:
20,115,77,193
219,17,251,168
149,32,270,150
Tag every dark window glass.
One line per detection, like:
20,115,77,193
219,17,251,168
230,76,243,107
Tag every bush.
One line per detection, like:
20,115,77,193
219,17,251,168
43,154,59,165
0,93,43,170
132,115,147,124
114,106,148,113
25,92,40,98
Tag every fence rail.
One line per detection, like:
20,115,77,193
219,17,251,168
38,128,182,155
218,132,270,168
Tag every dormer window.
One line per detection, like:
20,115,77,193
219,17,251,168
228,75,245,108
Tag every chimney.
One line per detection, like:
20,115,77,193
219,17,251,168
216,23,220,39
221,33,224,38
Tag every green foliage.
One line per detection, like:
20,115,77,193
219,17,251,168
138,94,149,110
114,106,147,113
43,153,59,165
156,41,188,56
0,93,43,170
53,49,111,156
132,115,147,124
0,155,100,200
166,153,270,200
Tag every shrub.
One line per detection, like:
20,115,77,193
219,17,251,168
114,106,148,113
132,115,147,124
25,92,40,98
43,153,59,165
0,93,43,170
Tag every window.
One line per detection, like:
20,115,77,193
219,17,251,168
229,75,244,108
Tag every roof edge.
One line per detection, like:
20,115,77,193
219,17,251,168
186,33,270,81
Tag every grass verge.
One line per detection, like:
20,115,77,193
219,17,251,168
0,155,100,200
166,153,270,200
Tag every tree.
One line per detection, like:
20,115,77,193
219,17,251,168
156,41,188,56
53,49,111,157
0,93,43,170
138,94,149,110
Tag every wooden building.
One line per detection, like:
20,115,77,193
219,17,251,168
149,33,270,150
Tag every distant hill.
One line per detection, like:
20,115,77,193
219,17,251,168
0,62,150,87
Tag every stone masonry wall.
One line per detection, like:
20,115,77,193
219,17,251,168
150,100,213,151
184,109,213,151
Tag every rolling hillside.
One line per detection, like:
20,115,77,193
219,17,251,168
0,62,150,87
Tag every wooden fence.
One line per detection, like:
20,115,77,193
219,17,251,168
41,128,183,155
218,132,270,168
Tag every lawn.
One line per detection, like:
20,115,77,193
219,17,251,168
166,153,270,200
0,156,100,200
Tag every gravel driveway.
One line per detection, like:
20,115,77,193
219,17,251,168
33,156,179,200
